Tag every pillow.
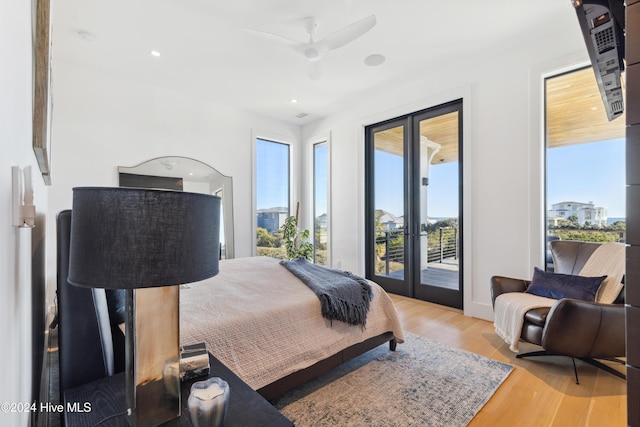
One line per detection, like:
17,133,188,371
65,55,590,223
526,267,606,302
595,277,624,304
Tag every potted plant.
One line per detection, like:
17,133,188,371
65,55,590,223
282,203,313,260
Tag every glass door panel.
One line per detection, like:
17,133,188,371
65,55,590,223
366,100,463,308
414,108,462,308
366,120,410,296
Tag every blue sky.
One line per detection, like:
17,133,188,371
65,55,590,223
256,139,290,210
314,143,328,217
258,136,626,220
547,138,625,217
374,149,459,218
256,139,328,216
374,137,626,219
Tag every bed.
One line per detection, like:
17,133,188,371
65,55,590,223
58,207,403,400
179,256,404,398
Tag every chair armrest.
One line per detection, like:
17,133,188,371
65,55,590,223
490,276,530,308
541,299,625,358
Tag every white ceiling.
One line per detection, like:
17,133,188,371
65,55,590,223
52,0,578,125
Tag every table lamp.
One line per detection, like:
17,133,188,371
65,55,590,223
68,187,220,427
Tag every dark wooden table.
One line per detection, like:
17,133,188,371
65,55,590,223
64,353,293,427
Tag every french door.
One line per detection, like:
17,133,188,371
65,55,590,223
365,99,463,309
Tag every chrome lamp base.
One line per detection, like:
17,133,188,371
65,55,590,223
125,287,180,427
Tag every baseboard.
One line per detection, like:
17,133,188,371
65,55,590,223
463,300,494,322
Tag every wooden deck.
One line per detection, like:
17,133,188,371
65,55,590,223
387,258,459,290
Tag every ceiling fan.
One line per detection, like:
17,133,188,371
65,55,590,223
247,15,377,80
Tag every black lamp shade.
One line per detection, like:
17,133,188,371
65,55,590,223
68,187,221,289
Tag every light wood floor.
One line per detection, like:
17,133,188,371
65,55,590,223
389,294,627,427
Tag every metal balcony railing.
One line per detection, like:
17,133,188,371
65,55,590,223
426,227,458,264
375,227,459,276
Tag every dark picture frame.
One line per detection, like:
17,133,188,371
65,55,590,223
33,0,52,185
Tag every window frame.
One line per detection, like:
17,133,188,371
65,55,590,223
542,64,626,269
252,132,295,256
311,138,330,265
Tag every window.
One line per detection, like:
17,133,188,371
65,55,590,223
313,142,328,265
255,138,290,258
545,66,625,269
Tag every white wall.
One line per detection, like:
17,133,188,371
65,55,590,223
46,60,302,300
46,3,587,325
1,1,49,425
301,12,587,320
0,2,603,423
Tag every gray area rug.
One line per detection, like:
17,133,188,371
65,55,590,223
272,332,513,427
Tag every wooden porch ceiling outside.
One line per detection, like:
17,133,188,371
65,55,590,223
374,67,625,164
374,112,460,164
546,66,625,148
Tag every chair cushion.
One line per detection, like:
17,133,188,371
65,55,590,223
521,321,544,346
524,307,551,327
595,277,624,304
550,241,600,275
526,267,606,301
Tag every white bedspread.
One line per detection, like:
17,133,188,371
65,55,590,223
493,292,555,353
180,256,404,390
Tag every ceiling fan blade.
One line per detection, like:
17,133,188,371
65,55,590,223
307,60,322,80
244,28,303,50
320,15,376,50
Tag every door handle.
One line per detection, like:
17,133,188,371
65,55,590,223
403,224,419,238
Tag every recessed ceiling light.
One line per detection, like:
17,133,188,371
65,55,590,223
150,50,162,57
290,99,299,104
364,54,386,67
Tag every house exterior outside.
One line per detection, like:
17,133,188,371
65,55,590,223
547,201,607,227
377,210,404,231
315,213,328,244
257,207,288,233
316,213,327,230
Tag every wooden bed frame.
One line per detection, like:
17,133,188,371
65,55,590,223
257,332,397,400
